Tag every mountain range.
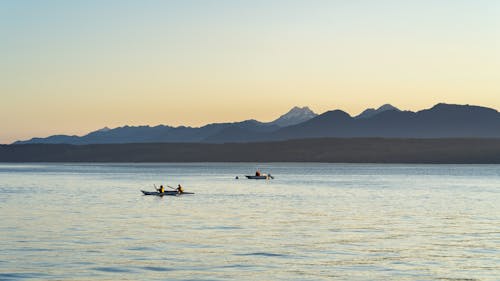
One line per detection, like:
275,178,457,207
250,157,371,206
13,103,500,145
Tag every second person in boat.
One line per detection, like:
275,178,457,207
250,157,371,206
177,184,184,194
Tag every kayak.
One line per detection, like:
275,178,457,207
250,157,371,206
141,190,194,196
245,175,274,179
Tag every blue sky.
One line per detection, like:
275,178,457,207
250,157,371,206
1,0,499,143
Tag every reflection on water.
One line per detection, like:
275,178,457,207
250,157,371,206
0,163,499,280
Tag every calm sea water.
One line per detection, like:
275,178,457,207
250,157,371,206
0,163,499,280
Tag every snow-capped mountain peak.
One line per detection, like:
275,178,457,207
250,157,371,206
271,106,318,127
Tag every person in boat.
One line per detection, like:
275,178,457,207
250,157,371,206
158,185,165,193
255,170,261,176
177,184,184,194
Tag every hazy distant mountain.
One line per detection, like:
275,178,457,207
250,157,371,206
270,106,317,127
18,134,82,145
14,121,279,145
265,103,500,141
94,127,111,133
268,110,355,140
200,106,317,144
13,111,283,145
13,103,500,145
355,104,400,119
15,125,173,145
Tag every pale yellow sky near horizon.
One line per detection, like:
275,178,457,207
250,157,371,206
1,0,499,144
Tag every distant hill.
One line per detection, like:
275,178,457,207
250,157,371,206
265,103,500,140
13,106,311,145
14,121,279,145
355,104,400,119
13,103,500,144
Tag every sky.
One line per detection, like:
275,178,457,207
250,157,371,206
1,0,499,144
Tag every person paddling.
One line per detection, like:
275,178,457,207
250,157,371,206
157,185,165,193
177,184,184,194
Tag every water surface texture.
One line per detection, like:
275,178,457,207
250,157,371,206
1,163,499,280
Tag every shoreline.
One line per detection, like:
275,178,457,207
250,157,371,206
2,138,500,164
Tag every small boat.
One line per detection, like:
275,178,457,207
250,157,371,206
141,190,194,196
245,174,274,180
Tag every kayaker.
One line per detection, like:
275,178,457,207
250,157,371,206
158,185,165,193
177,184,184,194
255,170,261,176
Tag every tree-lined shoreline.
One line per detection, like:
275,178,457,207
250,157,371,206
2,138,500,164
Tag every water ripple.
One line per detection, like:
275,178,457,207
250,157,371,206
235,252,289,257
141,266,175,272
92,266,135,273
0,272,51,280
2,163,500,281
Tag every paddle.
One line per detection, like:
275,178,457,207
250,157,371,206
167,185,185,194
154,184,167,193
